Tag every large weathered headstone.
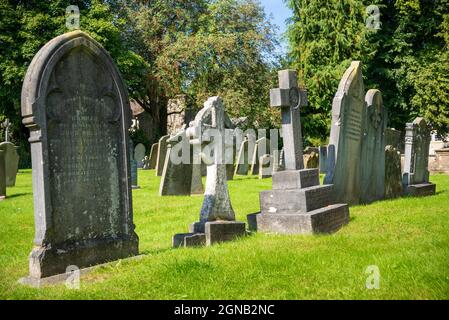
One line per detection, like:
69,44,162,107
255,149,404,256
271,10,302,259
248,70,350,234
0,142,20,187
173,97,245,247
0,150,5,201
134,143,146,169
385,145,403,199
402,118,436,196
20,31,139,283
360,89,387,203
148,143,158,169
325,61,365,205
156,135,170,176
250,137,270,175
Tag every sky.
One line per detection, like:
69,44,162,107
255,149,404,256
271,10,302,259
259,0,292,54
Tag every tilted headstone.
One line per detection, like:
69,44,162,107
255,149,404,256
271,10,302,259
248,70,350,234
250,137,270,176
360,89,387,203
173,97,246,247
402,118,436,196
159,131,194,196
0,142,20,187
148,142,158,169
259,154,273,179
19,31,139,283
0,150,5,200
325,61,366,205
134,143,146,169
319,146,328,174
156,135,170,176
384,145,403,199
234,138,249,176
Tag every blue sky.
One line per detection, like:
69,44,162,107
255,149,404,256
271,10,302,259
259,0,292,53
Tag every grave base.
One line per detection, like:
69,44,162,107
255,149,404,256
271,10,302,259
19,254,144,288
405,183,436,197
173,221,247,248
247,204,350,235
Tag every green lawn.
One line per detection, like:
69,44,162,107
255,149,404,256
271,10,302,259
0,169,448,300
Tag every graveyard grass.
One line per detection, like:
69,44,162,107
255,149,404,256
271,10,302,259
1,170,448,300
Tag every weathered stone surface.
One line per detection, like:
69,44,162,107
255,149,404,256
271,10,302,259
167,95,194,136
249,204,350,234
20,31,139,281
134,143,146,169
260,184,334,214
156,135,170,176
234,138,249,175
172,233,206,248
148,143,158,169
360,89,387,204
385,128,402,151
384,145,403,199
205,221,246,246
323,144,335,185
402,118,435,196
319,146,328,174
159,131,193,196
129,139,140,189
406,183,436,197
0,150,5,200
259,154,273,179
250,137,270,175
272,169,319,190
0,142,19,187
272,149,281,173
325,61,365,205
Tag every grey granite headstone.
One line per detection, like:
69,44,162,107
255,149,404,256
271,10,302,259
159,130,195,196
250,137,270,176
173,97,245,247
148,143,158,169
259,154,273,179
0,142,20,187
234,138,249,176
0,150,5,200
156,135,170,176
20,31,139,283
325,61,365,205
248,70,350,234
385,145,403,199
134,143,146,169
402,118,436,196
319,146,328,174
360,89,387,203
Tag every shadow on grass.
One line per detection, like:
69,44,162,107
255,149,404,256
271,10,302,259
4,193,32,199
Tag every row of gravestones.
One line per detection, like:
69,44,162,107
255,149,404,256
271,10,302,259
16,32,436,285
0,120,20,201
319,61,435,205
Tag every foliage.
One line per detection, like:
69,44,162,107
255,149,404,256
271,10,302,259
286,0,449,140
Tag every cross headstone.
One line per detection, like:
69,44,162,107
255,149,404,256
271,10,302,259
19,31,138,284
173,97,245,247
270,70,308,170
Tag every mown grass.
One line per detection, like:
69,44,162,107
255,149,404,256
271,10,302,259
0,170,448,300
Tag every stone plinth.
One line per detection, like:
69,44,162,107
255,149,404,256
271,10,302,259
405,183,436,197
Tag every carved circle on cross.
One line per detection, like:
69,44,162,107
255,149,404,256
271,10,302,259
289,87,301,110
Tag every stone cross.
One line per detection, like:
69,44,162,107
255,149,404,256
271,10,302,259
1,119,11,142
270,70,307,170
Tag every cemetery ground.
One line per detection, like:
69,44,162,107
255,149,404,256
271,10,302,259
0,170,448,300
